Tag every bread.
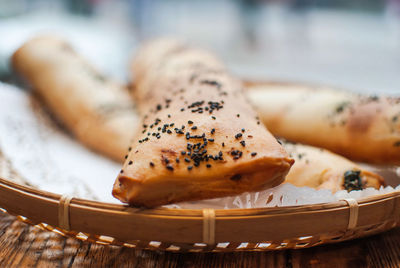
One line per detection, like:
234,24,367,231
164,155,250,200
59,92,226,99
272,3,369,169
246,81,400,165
281,140,384,192
112,40,294,207
12,36,138,162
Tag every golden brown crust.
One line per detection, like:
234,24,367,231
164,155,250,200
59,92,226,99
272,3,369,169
246,82,400,165
113,40,294,207
12,36,139,162
282,141,385,192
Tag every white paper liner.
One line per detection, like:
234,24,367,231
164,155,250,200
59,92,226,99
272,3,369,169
1,82,399,209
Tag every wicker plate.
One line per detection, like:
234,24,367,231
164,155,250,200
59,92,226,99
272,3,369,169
0,152,399,253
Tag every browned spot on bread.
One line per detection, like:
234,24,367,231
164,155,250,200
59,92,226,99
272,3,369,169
161,149,177,156
347,102,382,133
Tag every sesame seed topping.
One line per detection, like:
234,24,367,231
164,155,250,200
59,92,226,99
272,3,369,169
187,166,193,171
166,164,174,171
206,164,212,168
251,152,257,157
230,174,242,181
149,162,155,167
128,161,133,165
235,133,243,139
188,120,193,124
240,141,246,147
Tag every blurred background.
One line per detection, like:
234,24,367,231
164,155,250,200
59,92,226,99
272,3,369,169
0,0,399,94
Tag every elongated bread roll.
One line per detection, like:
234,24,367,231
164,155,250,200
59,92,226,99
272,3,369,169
281,141,384,192
12,36,138,162
246,82,400,165
113,40,294,207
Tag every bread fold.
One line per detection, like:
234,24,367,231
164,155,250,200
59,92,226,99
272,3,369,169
12,36,138,161
113,40,294,207
246,82,400,165
281,141,384,192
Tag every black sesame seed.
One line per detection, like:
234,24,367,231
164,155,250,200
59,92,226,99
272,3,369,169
128,147,132,151
208,138,214,142
124,155,128,159
211,128,215,134
240,141,246,147
156,104,162,111
166,164,174,171
187,166,193,171
168,114,171,118
176,158,180,163
120,170,123,174
237,114,240,118
149,162,155,167
185,158,191,162
251,152,257,157
181,108,185,112
191,126,197,130
128,161,133,165
181,151,186,155
167,130,172,134
206,164,211,168
212,116,216,120
222,142,225,147
241,128,245,133
188,120,193,125
235,133,243,139
230,174,242,181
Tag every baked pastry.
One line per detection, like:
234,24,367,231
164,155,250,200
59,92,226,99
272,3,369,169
281,140,384,192
12,36,138,162
246,81,400,165
112,39,294,207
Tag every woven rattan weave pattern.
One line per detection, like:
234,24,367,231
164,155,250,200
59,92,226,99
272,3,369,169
0,152,399,252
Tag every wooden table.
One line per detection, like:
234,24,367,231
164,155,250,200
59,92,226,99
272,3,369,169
0,212,399,267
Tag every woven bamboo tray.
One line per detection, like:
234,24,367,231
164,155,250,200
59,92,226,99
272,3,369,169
0,153,399,253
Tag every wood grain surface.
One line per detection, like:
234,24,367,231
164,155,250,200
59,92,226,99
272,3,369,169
0,212,399,267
